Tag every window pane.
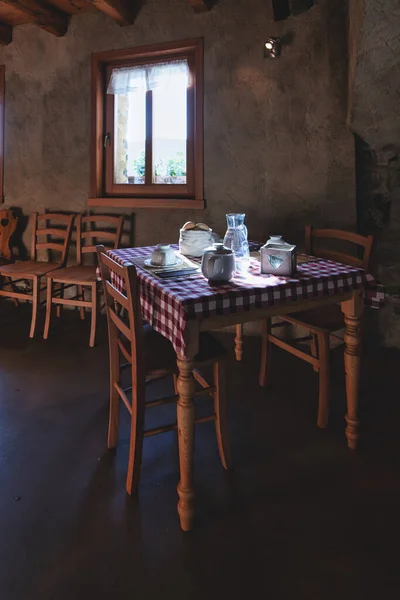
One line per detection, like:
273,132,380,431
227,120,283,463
152,84,187,185
114,91,146,184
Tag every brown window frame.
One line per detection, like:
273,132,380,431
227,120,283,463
0,65,4,203
89,38,204,210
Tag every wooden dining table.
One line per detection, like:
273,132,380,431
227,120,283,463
101,245,384,531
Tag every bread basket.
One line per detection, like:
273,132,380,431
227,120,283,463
178,222,216,257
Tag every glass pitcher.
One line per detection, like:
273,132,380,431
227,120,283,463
223,213,250,272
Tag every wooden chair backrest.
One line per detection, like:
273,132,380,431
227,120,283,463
77,214,124,264
31,213,75,265
305,226,374,270
96,245,144,380
0,209,18,260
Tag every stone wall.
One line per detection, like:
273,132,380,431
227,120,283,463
348,0,400,245
348,0,400,347
0,0,355,251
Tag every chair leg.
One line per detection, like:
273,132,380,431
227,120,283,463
317,331,330,429
126,372,146,496
29,277,39,339
7,277,19,307
78,285,85,320
213,361,231,470
43,279,53,340
89,283,97,348
259,318,271,387
56,283,64,318
235,324,243,361
310,333,319,372
107,330,120,450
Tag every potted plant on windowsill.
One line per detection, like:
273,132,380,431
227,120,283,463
128,152,145,184
128,151,187,185
153,153,187,184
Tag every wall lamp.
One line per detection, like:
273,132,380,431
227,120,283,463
264,37,282,58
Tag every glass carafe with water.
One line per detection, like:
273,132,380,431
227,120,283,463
223,213,250,272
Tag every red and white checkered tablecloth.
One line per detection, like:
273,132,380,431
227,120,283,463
101,245,384,357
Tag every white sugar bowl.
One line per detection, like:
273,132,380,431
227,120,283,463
151,244,177,266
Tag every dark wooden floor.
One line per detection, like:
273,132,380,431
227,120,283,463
1,304,400,599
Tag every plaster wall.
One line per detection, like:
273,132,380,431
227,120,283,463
0,0,355,248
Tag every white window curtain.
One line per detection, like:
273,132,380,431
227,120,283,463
107,59,190,95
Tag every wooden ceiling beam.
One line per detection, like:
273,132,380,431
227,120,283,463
0,0,69,36
0,21,12,44
90,0,141,26
45,0,98,16
187,0,214,13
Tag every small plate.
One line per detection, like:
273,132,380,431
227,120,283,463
144,257,180,268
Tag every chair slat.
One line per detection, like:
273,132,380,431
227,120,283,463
82,245,100,254
268,333,320,367
36,228,68,238
312,228,371,247
306,225,374,270
117,337,132,364
144,415,216,438
81,230,118,240
109,307,131,340
77,215,124,262
37,213,73,223
105,279,129,309
115,382,132,414
313,249,364,268
36,242,65,252
99,250,128,278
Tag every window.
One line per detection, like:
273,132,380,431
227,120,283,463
89,39,204,209
0,65,4,203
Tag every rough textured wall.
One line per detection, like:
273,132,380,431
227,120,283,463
0,0,355,248
347,1,400,347
347,0,364,127
348,0,400,244
349,0,400,153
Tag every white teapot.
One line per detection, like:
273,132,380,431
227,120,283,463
201,243,235,282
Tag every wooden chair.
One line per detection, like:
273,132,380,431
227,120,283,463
44,214,124,347
0,209,18,261
0,212,74,338
258,226,374,428
0,210,18,307
97,245,231,496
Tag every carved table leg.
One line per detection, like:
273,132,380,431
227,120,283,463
341,293,364,450
176,356,196,531
235,324,243,361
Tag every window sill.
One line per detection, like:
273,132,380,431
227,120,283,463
87,197,205,209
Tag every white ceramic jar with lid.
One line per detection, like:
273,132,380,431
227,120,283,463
260,235,297,276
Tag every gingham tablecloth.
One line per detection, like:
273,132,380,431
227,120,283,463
101,245,385,357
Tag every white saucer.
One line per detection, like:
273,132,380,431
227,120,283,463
144,257,181,268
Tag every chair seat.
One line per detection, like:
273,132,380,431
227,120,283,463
47,265,97,284
0,260,61,278
123,326,227,379
282,304,344,334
